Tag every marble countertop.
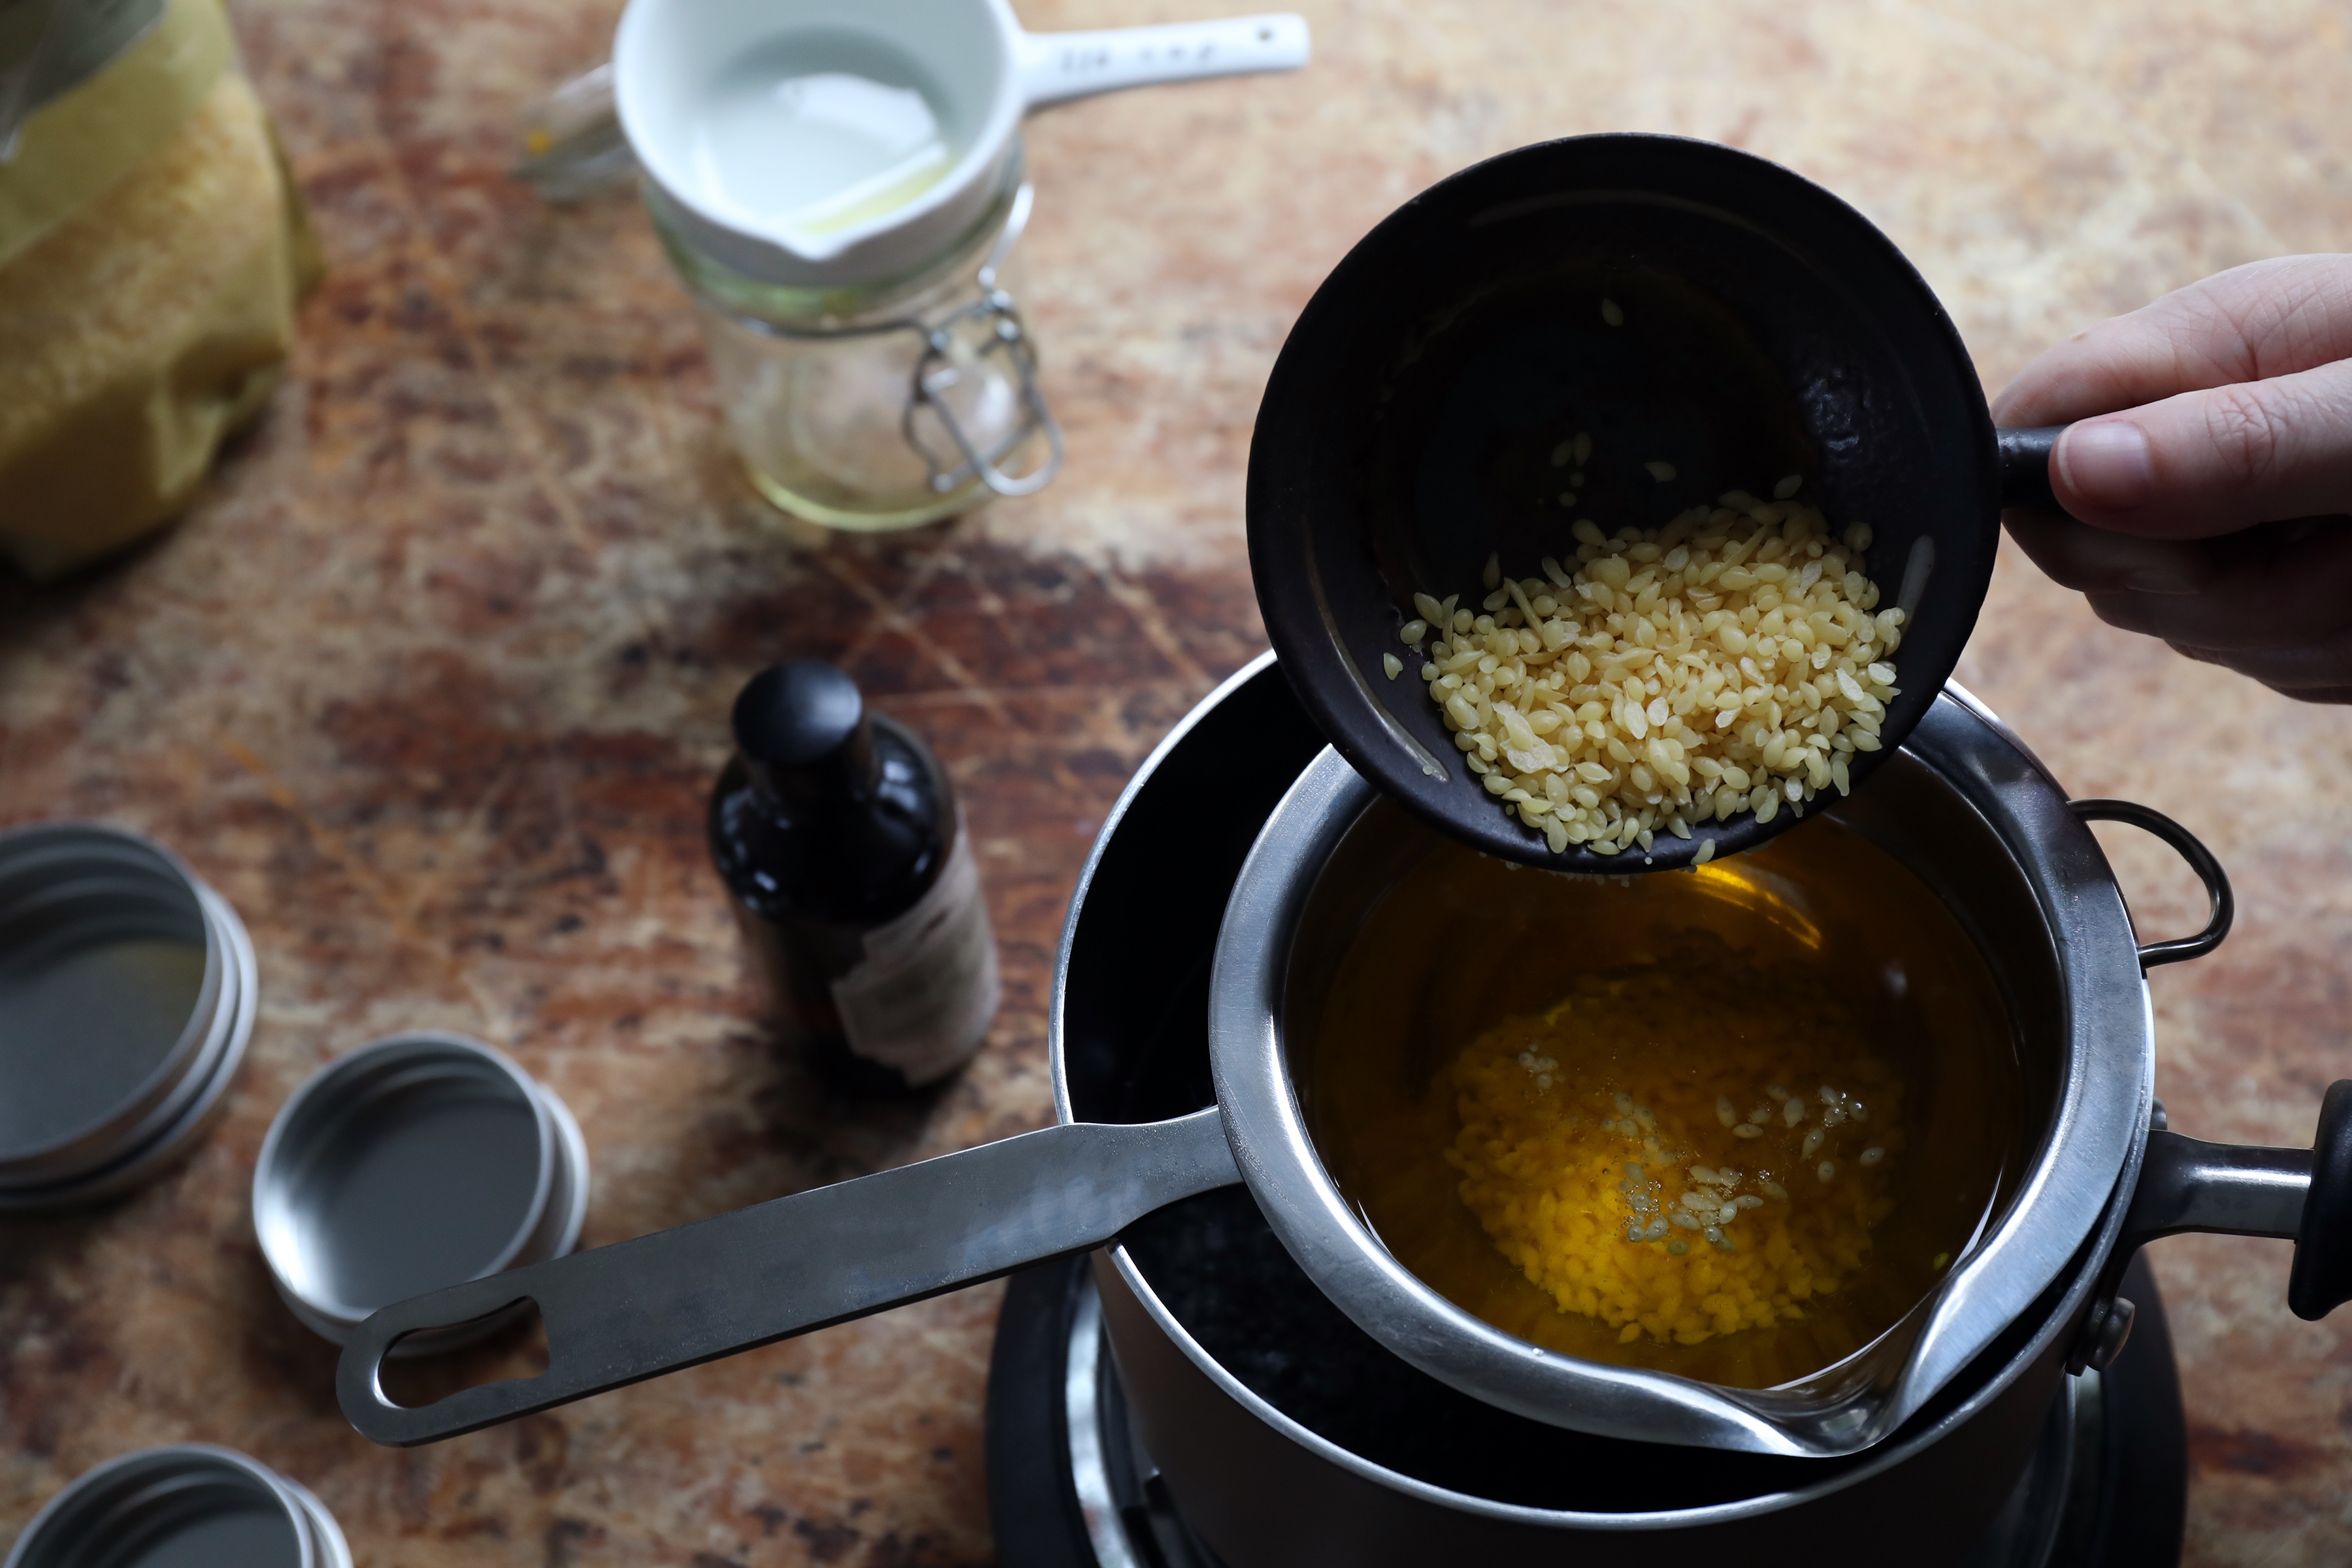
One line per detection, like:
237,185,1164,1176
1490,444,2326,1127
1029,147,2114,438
5,0,2351,1561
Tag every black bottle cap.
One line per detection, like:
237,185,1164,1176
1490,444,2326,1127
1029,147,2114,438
732,662,878,804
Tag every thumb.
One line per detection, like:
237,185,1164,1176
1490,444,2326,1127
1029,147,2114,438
2051,356,2352,538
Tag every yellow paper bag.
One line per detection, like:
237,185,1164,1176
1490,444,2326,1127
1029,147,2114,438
0,0,320,580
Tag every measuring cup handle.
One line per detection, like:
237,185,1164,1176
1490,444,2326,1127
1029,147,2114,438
1995,425,2067,513
335,1108,1240,1446
512,61,636,203
1017,14,1310,109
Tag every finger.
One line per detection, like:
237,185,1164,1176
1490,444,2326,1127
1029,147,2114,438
2001,508,2213,595
2244,684,2352,704
1992,256,2352,429
2163,632,2352,700
2073,518,2352,649
2046,359,2352,538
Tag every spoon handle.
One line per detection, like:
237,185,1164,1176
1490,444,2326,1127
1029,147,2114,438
336,1107,1239,1446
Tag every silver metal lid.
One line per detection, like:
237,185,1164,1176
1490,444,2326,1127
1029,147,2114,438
1,1443,351,1568
0,823,255,1212
253,1031,589,1350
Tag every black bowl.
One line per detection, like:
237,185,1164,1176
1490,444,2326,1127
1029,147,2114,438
1247,133,2055,870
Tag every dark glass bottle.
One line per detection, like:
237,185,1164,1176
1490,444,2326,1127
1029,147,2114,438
708,662,1000,1094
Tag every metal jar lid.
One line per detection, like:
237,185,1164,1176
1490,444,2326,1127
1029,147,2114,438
0,823,257,1213
2,1443,351,1568
253,1031,589,1351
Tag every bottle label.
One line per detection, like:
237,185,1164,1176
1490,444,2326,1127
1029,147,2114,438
830,828,1000,1085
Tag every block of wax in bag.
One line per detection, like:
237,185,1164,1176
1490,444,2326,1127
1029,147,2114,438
0,0,321,580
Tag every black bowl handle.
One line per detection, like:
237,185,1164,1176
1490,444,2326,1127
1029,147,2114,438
1997,425,2066,512
2289,1081,2352,1320
2069,799,2234,969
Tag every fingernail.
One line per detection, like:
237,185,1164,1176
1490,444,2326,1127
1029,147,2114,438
2057,421,2155,510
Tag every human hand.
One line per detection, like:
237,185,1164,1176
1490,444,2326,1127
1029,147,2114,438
1991,255,2352,702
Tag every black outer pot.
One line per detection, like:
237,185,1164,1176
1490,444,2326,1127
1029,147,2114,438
1049,653,2308,1567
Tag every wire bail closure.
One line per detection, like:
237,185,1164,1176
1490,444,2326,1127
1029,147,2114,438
721,184,1064,506
906,284,1064,498
906,184,1064,498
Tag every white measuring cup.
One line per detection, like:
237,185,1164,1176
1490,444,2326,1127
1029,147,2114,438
514,1,1305,527
543,0,1307,286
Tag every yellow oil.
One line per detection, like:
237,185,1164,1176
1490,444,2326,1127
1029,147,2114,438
1306,814,2023,1390
692,56,955,235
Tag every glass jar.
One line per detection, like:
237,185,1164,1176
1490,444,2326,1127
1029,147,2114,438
652,151,1062,531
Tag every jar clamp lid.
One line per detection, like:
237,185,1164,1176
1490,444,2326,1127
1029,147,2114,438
0,822,257,1212
1,1443,351,1568
253,1031,589,1352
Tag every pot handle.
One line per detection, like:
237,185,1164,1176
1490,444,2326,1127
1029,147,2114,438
335,1107,1240,1446
2083,1082,2352,1371
2290,1081,2352,1319
2068,799,2234,969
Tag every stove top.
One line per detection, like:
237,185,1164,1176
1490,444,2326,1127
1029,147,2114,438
987,1250,2185,1568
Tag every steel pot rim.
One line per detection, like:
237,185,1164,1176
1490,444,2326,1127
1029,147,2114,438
1051,652,2155,1484
1097,1134,2139,1531
1200,689,2149,1456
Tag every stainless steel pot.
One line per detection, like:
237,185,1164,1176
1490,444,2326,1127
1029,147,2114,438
1209,693,2168,1456
335,657,2349,1468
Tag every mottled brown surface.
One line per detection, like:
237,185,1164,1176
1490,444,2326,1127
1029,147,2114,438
4,0,2351,1562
